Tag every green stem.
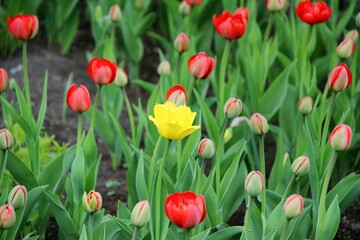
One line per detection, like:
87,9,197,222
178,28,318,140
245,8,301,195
319,92,336,175
259,135,266,215
76,113,83,154
263,13,274,44
196,157,205,193
89,214,94,240
131,226,139,240
280,218,290,240
350,43,359,96
186,77,196,104
0,150,7,184
283,174,296,199
147,137,163,191
89,85,102,133
122,88,136,144
176,140,182,183
22,42,31,108
216,119,228,200
174,52,181,86
218,41,231,121
185,229,191,240
244,197,254,240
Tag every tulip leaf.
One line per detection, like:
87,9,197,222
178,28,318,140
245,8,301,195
287,205,312,240
35,71,48,136
136,150,149,200
79,225,88,240
206,226,243,240
191,229,211,240
318,196,340,240
132,79,156,93
85,154,102,191
113,218,133,239
117,200,131,220
82,130,98,168
71,150,85,203
265,199,285,237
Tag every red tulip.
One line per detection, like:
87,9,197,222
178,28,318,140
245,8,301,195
188,52,215,79
0,68,9,93
328,63,352,92
295,0,332,25
166,84,188,106
165,191,206,229
184,0,202,6
66,84,91,113
87,57,117,85
7,14,39,40
212,8,248,40
174,33,189,53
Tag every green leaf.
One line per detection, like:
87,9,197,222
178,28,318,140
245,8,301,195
136,151,149,200
318,196,340,240
79,225,88,240
71,150,85,203
35,71,48,136
82,131,98,168
132,79,156,93
60,9,79,54
206,226,243,240
117,200,131,219
113,217,133,239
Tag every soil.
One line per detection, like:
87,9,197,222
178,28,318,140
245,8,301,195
1,32,359,240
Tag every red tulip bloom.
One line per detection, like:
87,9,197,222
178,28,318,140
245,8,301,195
87,57,117,85
165,191,206,229
188,52,215,79
295,0,332,25
7,14,39,40
0,68,9,93
212,8,248,40
66,84,91,113
184,0,202,6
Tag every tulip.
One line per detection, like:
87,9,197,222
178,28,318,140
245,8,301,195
114,68,128,88
157,60,171,76
329,124,352,151
66,84,91,113
249,113,269,135
295,0,332,25
165,191,206,229
184,0,202,6
8,185,27,209
291,156,310,177
212,9,248,40
109,4,122,22
224,127,233,143
234,7,249,21
266,0,287,12
7,14,39,40
148,101,200,141
245,171,264,197
82,190,102,213
131,200,150,227
327,63,352,92
345,29,358,42
179,1,191,15
336,39,355,59
224,98,242,119
197,138,215,159
298,96,314,115
0,68,9,93
283,194,304,219
188,52,215,80
166,85,188,106
174,33,189,53
356,12,360,27
87,57,117,85
0,129,14,150
0,204,16,229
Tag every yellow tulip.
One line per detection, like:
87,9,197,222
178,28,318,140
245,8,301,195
149,101,200,140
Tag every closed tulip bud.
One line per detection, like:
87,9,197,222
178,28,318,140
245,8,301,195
131,200,150,227
224,127,233,143
283,194,304,219
356,12,360,27
329,124,352,151
0,204,16,229
174,33,189,53
88,57,117,85
266,0,287,12
179,1,191,15
0,129,14,150
197,138,215,159
298,96,314,115
82,190,102,213
7,14,39,40
345,29,358,42
249,113,269,135
157,60,171,76
337,39,355,59
188,52,215,80
109,4,122,22
114,68,128,87
245,171,264,197
291,156,310,176
166,85,187,106
66,84,91,113
8,185,27,209
328,63,352,92
224,98,242,119
0,68,9,93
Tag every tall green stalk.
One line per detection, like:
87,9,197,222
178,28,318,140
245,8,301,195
215,119,227,200
259,135,266,215
89,85,103,133
218,41,231,121
132,226,139,240
147,137,163,191
76,113,83,154
122,88,136,144
244,197,254,240
22,42,31,109
280,219,290,240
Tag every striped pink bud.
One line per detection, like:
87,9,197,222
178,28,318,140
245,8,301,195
328,63,352,92
245,171,264,197
329,124,352,151
337,39,355,59
283,194,304,219
249,113,269,135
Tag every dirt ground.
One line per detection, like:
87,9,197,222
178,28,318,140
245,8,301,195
0,32,359,239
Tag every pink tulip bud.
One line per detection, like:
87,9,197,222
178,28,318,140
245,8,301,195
8,185,27,209
174,33,189,53
185,0,202,6
224,98,242,119
114,68,128,88
179,1,191,15
0,128,14,150
82,190,102,213
336,39,355,59
66,84,91,113
131,200,150,227
245,171,264,197
188,52,215,80
197,138,215,159
291,156,310,176
0,204,16,229
266,0,287,12
283,194,304,219
298,96,314,115
345,29,358,42
328,63,352,92
166,85,187,106
329,124,352,151
109,4,122,22
249,113,269,135
0,68,9,93
157,60,171,76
